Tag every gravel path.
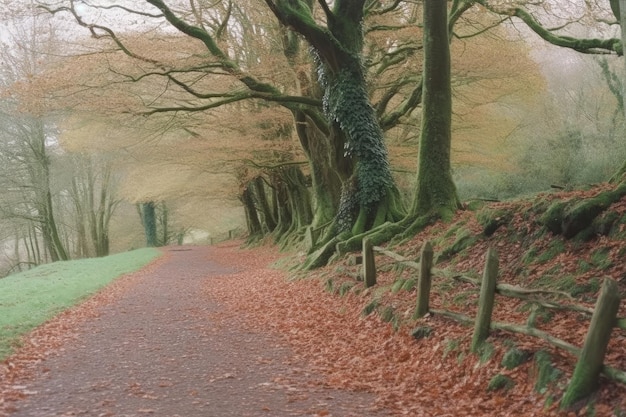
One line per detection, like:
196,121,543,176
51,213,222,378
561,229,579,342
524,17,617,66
5,246,385,417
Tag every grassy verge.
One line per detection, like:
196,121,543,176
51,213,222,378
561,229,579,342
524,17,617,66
0,248,161,360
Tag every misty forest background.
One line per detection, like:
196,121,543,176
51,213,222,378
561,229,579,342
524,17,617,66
1,0,626,277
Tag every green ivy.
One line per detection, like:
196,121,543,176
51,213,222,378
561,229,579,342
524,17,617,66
317,57,393,209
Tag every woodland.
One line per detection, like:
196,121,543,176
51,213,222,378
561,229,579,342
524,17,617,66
2,0,626,273
1,0,626,414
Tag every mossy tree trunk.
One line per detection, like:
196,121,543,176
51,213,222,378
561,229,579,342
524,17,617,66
410,0,461,222
266,0,405,267
294,110,349,231
282,25,348,232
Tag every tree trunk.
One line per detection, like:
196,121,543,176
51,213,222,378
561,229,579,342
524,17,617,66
142,202,158,247
411,0,461,219
240,186,263,241
252,176,276,234
267,1,405,267
609,0,626,182
282,22,346,235
294,111,347,231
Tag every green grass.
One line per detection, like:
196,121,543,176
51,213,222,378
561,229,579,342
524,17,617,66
0,248,160,360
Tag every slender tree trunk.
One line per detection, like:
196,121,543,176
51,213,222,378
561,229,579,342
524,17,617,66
252,176,276,233
609,0,626,181
240,187,263,240
142,202,158,247
294,111,347,230
44,190,69,261
411,0,461,219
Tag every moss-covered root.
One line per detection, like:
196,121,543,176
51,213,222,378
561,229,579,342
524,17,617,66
394,213,440,245
337,220,407,255
302,235,342,270
541,182,626,239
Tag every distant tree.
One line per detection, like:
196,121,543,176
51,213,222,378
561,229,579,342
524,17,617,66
0,2,73,263
140,202,158,247
66,153,120,257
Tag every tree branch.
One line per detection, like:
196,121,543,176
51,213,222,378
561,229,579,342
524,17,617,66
476,1,622,55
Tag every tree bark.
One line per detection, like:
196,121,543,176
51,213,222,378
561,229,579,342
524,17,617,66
411,0,461,219
266,0,405,257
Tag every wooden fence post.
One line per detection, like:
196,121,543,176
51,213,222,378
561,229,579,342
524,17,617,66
414,241,434,318
362,238,376,288
561,278,621,409
471,247,499,353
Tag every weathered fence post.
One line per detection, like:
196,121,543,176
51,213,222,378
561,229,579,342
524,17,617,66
561,277,621,409
362,238,376,288
471,247,499,353
414,241,434,318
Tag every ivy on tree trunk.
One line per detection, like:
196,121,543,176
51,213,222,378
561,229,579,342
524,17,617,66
265,0,405,257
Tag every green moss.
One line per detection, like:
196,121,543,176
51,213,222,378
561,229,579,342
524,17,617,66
443,222,463,238
452,291,475,306
530,198,550,216
536,240,566,263
402,278,416,291
571,277,601,297
465,200,486,211
541,201,568,234
488,374,515,392
379,305,395,323
324,278,334,293
534,350,563,394
594,210,619,236
362,300,379,316
501,347,531,369
443,338,461,359
561,184,626,239
590,248,612,270
476,208,513,236
411,326,433,339
338,281,355,296
522,245,539,265
391,279,406,293
577,259,593,274
477,341,495,364
437,228,480,263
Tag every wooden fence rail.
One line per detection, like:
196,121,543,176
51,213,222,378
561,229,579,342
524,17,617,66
362,241,626,407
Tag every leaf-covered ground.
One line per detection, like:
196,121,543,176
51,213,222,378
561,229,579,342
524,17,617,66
1,184,625,416
210,184,626,416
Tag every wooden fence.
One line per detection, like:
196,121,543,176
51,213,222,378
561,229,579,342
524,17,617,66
361,238,626,408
